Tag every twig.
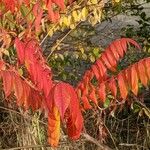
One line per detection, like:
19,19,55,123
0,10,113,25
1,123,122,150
103,124,119,150
119,143,148,149
40,0,85,46
40,24,58,46
46,22,81,61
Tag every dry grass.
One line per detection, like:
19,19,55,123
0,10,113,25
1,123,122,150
0,89,150,150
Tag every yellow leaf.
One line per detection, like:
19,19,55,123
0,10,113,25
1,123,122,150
3,49,9,56
72,11,78,22
89,16,98,26
142,108,150,119
72,10,81,22
63,16,69,26
48,29,53,37
91,0,98,4
70,23,76,29
112,0,120,3
79,47,84,54
81,7,88,21
18,68,23,76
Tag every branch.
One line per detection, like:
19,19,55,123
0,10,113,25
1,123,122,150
82,133,113,150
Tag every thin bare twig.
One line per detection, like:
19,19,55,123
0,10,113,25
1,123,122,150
119,143,148,149
2,144,51,150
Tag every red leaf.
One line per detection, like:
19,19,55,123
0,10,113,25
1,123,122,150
2,71,14,97
53,82,71,119
3,0,15,12
118,72,128,100
97,82,106,103
33,2,43,32
89,83,98,105
29,89,42,110
14,75,24,105
42,72,52,97
81,96,92,109
96,59,107,81
52,0,65,10
21,82,30,109
15,38,25,64
66,113,83,140
47,0,59,22
21,39,53,98
0,60,5,70
91,65,100,80
126,38,141,49
23,0,30,5
107,77,117,97
137,60,148,87
66,87,83,139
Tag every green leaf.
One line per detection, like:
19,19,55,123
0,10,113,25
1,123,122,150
104,98,110,108
93,48,99,57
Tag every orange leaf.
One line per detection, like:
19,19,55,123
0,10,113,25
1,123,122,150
81,83,89,97
105,49,117,71
130,65,139,95
101,53,112,71
89,83,98,105
117,72,128,100
144,58,150,80
91,65,100,80
96,59,107,81
137,60,148,87
97,82,106,103
48,106,60,147
81,96,92,109
120,38,128,53
113,39,124,57
109,43,120,60
107,77,117,97
47,0,59,22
